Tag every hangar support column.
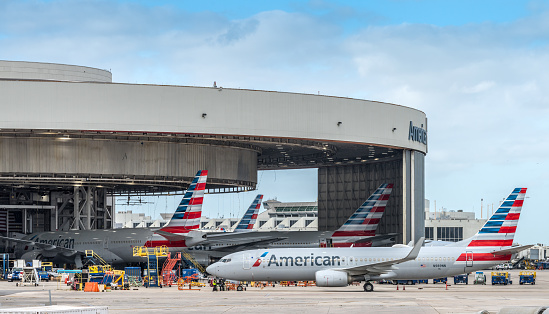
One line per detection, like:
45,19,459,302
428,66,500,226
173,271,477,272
402,150,425,244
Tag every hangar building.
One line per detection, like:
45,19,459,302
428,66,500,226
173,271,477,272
0,61,427,245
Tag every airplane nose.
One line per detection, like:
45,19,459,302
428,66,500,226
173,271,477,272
206,264,216,274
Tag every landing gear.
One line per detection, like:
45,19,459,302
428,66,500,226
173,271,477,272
363,282,374,292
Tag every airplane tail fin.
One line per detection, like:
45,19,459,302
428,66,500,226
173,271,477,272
159,170,208,234
332,183,393,237
454,188,527,248
234,194,263,232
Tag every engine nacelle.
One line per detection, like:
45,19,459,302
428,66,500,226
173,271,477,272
315,270,351,287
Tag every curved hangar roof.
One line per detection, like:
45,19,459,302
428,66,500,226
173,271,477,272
0,61,427,194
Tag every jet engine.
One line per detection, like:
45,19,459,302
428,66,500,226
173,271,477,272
315,270,351,287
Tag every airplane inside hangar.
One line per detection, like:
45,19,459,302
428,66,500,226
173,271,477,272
0,60,428,254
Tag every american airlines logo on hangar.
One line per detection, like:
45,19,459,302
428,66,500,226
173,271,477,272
408,121,427,145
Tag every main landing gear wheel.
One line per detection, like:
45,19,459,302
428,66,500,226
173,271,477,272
363,282,374,292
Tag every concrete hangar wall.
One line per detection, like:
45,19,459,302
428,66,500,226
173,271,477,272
0,61,427,244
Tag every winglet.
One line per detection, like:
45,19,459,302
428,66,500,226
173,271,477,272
403,237,424,262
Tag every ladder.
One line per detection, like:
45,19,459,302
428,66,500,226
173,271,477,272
161,252,181,286
181,251,206,274
133,246,169,288
84,250,110,267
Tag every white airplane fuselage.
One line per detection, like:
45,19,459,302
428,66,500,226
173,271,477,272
207,246,506,282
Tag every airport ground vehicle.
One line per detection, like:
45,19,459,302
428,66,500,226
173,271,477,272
37,270,49,281
519,271,536,285
433,277,447,284
491,272,512,285
7,268,23,282
453,274,468,284
494,263,512,270
474,272,486,285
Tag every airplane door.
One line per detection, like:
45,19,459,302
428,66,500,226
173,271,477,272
103,237,109,250
320,238,326,248
465,251,473,267
243,253,252,270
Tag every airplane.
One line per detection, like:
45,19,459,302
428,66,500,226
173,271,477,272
180,183,397,265
0,170,209,267
206,188,532,292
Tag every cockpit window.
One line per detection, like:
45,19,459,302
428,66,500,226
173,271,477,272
220,258,231,263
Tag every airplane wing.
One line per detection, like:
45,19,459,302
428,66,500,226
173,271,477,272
491,244,534,256
201,232,288,251
0,235,80,255
351,233,398,244
338,237,424,276
209,237,289,252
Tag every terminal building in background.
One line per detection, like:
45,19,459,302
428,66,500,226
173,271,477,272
424,199,486,242
0,60,426,248
118,198,484,242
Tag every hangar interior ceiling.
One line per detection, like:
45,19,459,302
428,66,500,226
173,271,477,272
0,129,399,195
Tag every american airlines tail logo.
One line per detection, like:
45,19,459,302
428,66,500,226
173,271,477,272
252,252,269,267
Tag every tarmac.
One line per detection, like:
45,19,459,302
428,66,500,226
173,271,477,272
0,269,547,313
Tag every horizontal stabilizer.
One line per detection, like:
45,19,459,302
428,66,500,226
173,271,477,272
352,233,398,244
203,233,288,251
491,244,533,256
154,230,189,242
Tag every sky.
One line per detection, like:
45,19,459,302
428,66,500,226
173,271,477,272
1,0,548,245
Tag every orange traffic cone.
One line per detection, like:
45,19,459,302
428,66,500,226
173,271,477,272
396,284,399,290
403,285,405,291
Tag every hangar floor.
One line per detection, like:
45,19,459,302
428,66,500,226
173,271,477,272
0,269,546,313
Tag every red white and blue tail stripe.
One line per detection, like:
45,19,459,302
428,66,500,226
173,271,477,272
234,194,263,232
158,170,208,234
332,183,393,237
466,188,526,248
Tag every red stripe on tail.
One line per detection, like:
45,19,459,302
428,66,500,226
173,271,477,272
189,197,203,205
361,218,380,225
468,239,513,247
499,226,517,233
506,213,520,220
